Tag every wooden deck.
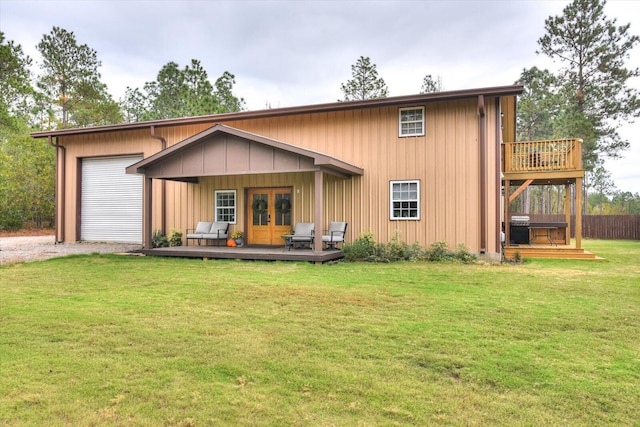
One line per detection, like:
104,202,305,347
504,243,600,260
503,139,582,176
143,245,345,263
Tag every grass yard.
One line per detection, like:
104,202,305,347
1,239,639,426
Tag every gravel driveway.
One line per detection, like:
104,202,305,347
0,235,143,265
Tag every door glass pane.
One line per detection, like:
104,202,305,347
275,193,292,226
252,194,268,226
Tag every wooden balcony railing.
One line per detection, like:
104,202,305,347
502,139,582,174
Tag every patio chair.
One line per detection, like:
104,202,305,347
322,221,347,249
186,221,212,246
289,222,314,250
186,221,229,246
202,222,230,246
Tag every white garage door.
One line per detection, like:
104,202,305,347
81,156,143,243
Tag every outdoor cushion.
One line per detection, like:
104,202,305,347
290,222,314,242
186,221,228,246
202,222,229,240
322,221,347,248
186,221,213,240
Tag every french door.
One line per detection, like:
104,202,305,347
247,187,292,245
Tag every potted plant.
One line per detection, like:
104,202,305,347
231,230,244,246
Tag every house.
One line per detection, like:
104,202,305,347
31,85,590,261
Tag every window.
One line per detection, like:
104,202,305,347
399,107,425,137
390,180,420,220
215,190,236,223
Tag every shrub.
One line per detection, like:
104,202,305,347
374,231,426,262
425,241,453,262
513,251,522,263
343,231,377,261
344,233,476,264
381,231,406,261
454,243,477,264
152,230,169,248
405,242,427,261
168,229,183,247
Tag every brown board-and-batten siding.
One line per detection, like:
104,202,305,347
125,124,364,249
149,99,499,252
217,99,500,254
35,88,519,257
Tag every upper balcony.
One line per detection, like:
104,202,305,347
502,139,584,183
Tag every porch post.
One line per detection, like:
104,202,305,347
575,177,582,249
565,183,571,244
144,177,153,249
314,169,323,254
504,179,510,245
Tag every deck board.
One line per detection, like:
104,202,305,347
143,245,344,263
504,243,600,260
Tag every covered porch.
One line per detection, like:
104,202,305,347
126,124,363,256
502,138,595,259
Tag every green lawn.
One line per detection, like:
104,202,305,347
1,240,638,426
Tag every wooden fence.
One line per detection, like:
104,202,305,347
513,214,640,240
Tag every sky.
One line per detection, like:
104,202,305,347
1,0,639,194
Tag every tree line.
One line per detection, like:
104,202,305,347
2,0,639,231
1,26,246,230
0,24,444,231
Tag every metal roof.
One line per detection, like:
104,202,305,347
31,85,524,138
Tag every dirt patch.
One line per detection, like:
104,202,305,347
0,236,143,265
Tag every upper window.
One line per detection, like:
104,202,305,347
390,180,420,220
399,107,425,137
215,190,236,224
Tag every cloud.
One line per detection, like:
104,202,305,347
1,0,638,192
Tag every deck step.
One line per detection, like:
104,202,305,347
504,247,599,260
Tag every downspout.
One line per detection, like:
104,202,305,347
478,95,486,254
495,99,503,256
150,125,166,234
48,136,65,243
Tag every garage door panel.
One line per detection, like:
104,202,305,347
81,156,143,243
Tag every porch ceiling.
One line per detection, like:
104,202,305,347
126,124,364,181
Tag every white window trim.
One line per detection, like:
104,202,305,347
390,180,420,220
214,189,237,224
398,106,425,137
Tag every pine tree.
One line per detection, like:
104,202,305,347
121,61,244,122
420,74,443,93
537,0,640,168
36,26,121,129
340,56,388,101
515,67,560,141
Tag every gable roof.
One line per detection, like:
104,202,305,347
31,85,524,139
125,124,364,181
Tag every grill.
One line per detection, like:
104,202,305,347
511,215,530,226
510,215,530,244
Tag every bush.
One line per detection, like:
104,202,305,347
343,231,377,261
374,231,426,262
152,230,169,248
513,251,522,263
378,231,406,261
425,241,453,262
168,229,183,247
455,243,477,264
344,232,477,264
